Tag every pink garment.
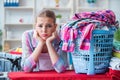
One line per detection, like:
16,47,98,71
38,53,54,70
72,10,116,25
60,10,116,52
61,21,95,52
79,23,95,50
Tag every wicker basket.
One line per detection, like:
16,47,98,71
71,30,114,75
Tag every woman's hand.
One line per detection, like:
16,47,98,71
33,30,45,45
46,31,57,43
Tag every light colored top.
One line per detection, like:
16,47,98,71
21,30,68,73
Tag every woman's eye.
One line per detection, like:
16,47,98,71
46,24,52,28
38,25,42,28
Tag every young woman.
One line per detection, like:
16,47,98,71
21,9,68,73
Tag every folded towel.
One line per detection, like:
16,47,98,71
110,57,120,70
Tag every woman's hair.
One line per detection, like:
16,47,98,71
37,9,56,23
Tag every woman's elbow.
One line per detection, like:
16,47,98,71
21,63,34,72
21,66,32,72
54,65,67,73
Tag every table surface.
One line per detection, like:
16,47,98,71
8,70,111,80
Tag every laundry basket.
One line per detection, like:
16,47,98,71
71,30,114,75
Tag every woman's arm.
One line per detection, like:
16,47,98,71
21,31,36,72
30,41,44,63
46,41,59,64
46,32,68,73
21,30,44,72
46,42,68,73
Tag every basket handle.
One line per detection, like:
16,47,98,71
67,52,73,70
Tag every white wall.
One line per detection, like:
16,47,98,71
109,0,120,22
0,0,120,29
0,0,4,30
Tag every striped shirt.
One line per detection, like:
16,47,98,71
21,30,68,73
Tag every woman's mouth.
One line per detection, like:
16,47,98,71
41,34,48,37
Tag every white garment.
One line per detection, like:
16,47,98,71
109,57,120,70
38,53,54,70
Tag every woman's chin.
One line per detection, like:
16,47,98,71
42,37,47,41
41,36,50,41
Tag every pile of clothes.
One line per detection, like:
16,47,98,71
60,9,118,52
59,10,119,74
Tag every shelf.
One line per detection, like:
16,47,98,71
3,0,35,51
4,7,34,10
76,0,109,12
42,0,73,9
43,7,72,11
42,6,74,24
5,9,34,24
5,23,33,26
76,7,107,12
4,39,21,42
77,7,107,10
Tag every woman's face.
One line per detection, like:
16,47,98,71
35,17,57,40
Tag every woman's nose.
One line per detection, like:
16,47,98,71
42,27,47,32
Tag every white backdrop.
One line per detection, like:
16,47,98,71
0,0,120,30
